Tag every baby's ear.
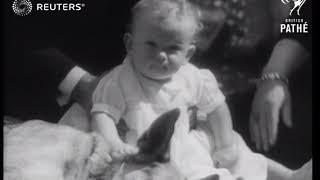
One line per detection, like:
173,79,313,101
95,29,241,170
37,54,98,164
186,44,196,61
123,33,133,52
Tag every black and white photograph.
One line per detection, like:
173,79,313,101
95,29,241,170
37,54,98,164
4,0,312,179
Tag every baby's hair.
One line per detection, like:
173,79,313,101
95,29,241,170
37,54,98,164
128,0,202,37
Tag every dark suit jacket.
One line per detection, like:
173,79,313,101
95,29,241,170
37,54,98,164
4,49,77,122
4,1,139,122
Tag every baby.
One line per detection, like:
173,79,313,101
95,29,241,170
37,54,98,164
61,0,312,179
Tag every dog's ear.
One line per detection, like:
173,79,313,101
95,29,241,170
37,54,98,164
135,108,180,163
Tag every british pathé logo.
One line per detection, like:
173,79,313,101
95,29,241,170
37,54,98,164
12,0,32,16
281,0,306,16
280,0,309,34
12,0,85,16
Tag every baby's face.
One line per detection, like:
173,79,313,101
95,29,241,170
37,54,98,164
126,13,196,81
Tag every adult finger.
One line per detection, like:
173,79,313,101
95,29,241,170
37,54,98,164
249,113,258,146
267,103,281,146
282,95,293,128
250,114,262,151
259,107,270,151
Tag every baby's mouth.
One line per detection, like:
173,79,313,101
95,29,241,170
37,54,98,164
151,64,169,72
161,66,169,71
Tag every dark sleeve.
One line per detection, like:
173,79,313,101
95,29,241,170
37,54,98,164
24,48,77,95
4,48,77,121
280,1,312,52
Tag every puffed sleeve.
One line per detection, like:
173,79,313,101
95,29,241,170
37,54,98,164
91,75,126,124
196,69,226,115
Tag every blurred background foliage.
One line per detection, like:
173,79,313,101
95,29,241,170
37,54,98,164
189,0,288,59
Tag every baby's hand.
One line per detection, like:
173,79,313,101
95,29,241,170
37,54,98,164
111,141,138,160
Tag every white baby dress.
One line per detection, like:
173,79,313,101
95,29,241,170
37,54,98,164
60,57,267,180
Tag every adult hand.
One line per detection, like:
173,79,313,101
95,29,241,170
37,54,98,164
249,80,292,151
71,72,98,112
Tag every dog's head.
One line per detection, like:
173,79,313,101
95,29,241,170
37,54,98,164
133,108,180,163
110,108,184,180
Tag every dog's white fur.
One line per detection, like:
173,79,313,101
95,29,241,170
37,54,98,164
4,120,96,180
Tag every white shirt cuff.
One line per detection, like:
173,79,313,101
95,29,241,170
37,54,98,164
56,66,87,106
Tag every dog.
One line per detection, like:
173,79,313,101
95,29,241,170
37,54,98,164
4,107,229,180
4,109,186,180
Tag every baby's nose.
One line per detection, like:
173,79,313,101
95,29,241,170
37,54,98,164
158,52,169,66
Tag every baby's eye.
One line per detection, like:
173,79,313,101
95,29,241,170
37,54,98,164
167,45,183,52
145,41,157,48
